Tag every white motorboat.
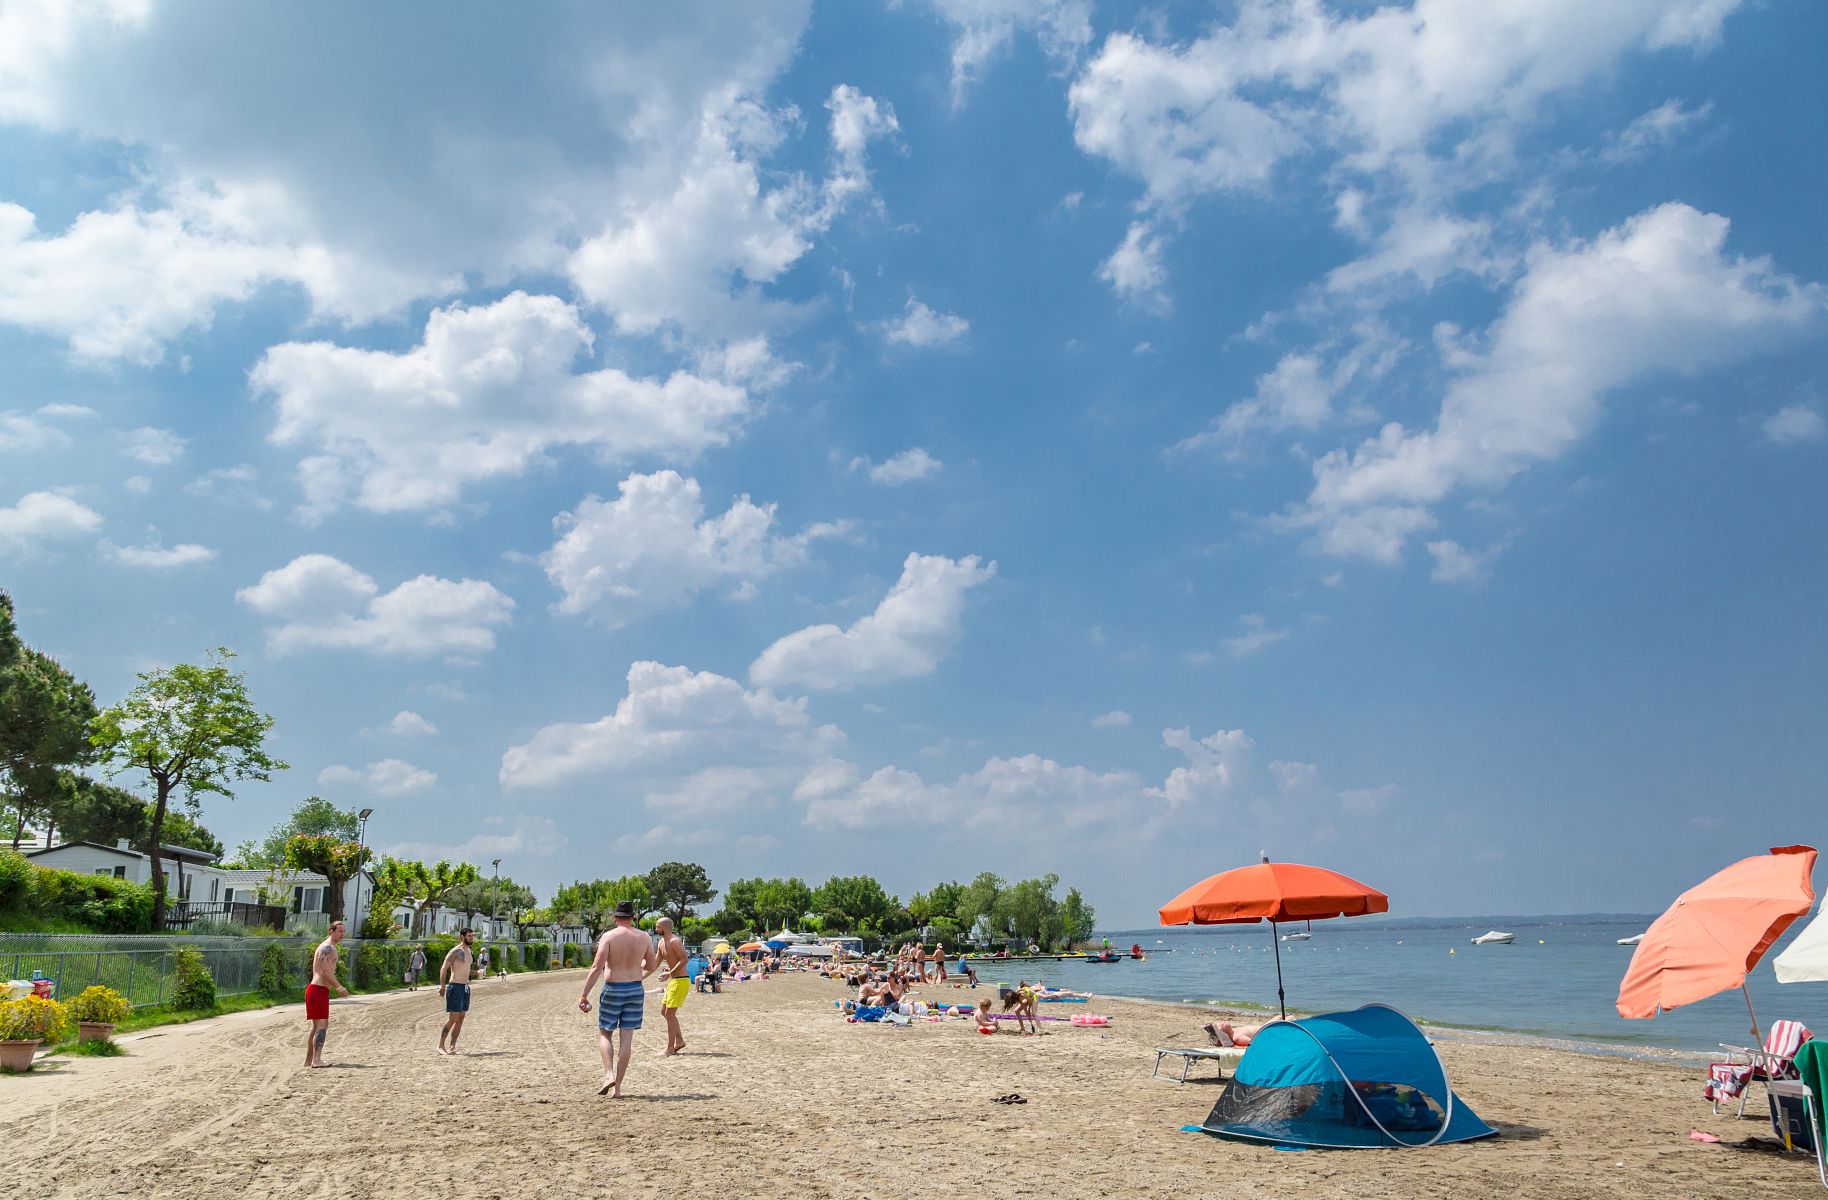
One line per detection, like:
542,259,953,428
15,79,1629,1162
1280,931,1312,941
1470,930,1516,945
1617,933,1645,946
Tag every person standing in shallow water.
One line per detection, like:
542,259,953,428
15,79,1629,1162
304,920,349,1068
439,928,476,1055
577,900,659,1097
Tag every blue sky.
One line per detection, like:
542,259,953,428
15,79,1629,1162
1,1,1823,926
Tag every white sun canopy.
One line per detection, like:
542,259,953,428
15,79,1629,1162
1775,906,1828,984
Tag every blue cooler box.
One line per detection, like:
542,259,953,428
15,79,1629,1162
1768,1081,1818,1154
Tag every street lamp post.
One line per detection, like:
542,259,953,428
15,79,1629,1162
491,858,502,933
352,807,374,936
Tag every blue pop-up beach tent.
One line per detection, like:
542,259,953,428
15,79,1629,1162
1199,1004,1497,1149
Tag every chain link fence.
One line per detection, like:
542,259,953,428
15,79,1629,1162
0,933,568,1008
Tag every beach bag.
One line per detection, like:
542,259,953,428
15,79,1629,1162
854,1005,886,1022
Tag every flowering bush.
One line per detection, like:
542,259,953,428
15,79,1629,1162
0,995,69,1042
66,986,131,1026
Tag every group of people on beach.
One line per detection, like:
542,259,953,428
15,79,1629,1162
301,902,707,1096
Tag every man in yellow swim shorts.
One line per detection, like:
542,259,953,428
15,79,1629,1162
655,916,690,1057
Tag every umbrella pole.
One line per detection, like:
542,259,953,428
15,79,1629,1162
1743,984,1763,1044
1271,921,1286,1019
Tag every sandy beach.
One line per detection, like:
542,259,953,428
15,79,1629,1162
1,969,1820,1199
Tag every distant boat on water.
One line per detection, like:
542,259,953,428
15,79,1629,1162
1617,933,1645,946
1471,930,1516,945
1280,931,1312,941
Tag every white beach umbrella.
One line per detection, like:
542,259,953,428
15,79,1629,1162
770,929,805,943
1775,906,1828,983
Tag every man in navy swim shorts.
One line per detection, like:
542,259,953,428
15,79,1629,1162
577,899,659,1098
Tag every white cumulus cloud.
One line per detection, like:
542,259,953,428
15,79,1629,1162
542,470,842,625
237,554,515,657
252,292,750,519
880,298,969,347
1289,203,1822,563
318,758,437,797
499,661,843,791
1091,709,1132,729
103,538,216,569
0,491,102,553
1763,404,1825,446
849,448,943,486
750,553,996,692
384,710,439,738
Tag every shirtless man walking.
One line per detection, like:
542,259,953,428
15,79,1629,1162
654,916,689,1057
577,900,658,1097
304,919,349,1068
438,927,476,1056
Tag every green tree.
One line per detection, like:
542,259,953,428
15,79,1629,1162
250,796,359,867
644,861,716,927
957,872,1003,942
551,875,652,939
1060,886,1095,946
283,834,371,923
925,880,966,922
376,857,478,936
999,874,1063,948
88,649,287,928
52,775,223,856
0,592,99,848
812,875,895,933
758,877,813,931
721,877,763,930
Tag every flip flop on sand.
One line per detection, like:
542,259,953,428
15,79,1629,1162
991,1093,1027,1105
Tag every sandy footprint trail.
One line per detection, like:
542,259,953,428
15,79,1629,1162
1,971,1822,1199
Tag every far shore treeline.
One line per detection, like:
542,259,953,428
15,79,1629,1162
0,591,1095,949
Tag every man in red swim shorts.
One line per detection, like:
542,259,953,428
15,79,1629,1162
305,919,349,1068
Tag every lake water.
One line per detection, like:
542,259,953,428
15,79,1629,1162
957,917,1828,1054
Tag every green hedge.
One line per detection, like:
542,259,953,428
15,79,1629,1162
0,849,32,908
0,849,156,932
171,947,216,1010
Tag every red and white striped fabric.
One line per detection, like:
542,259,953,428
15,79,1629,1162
1703,1020,1812,1101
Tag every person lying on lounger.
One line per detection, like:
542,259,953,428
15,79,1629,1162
1204,1021,1264,1047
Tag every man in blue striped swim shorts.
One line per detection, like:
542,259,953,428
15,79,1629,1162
577,899,660,1098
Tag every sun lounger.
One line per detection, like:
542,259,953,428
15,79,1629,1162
1707,1019,1812,1117
1151,1046,1244,1083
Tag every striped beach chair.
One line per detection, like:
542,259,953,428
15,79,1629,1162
1706,1019,1813,1117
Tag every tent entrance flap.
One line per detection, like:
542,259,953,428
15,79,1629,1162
1197,1004,1497,1150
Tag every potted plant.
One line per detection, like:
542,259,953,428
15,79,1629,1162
66,986,131,1044
0,994,70,1071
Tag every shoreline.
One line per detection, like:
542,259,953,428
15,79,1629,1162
1058,988,1717,1066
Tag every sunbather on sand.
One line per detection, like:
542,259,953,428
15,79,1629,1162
1204,1021,1264,1047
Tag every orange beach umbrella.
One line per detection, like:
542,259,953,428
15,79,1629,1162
1160,856,1388,1017
1616,845,1816,1037
737,942,766,953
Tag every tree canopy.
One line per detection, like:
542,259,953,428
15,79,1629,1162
552,875,653,939
238,796,360,868
283,834,371,923
88,648,286,926
0,591,99,848
51,774,223,856
644,861,716,926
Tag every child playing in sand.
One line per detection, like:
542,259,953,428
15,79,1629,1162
975,1003,997,1034
1002,981,1043,1035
